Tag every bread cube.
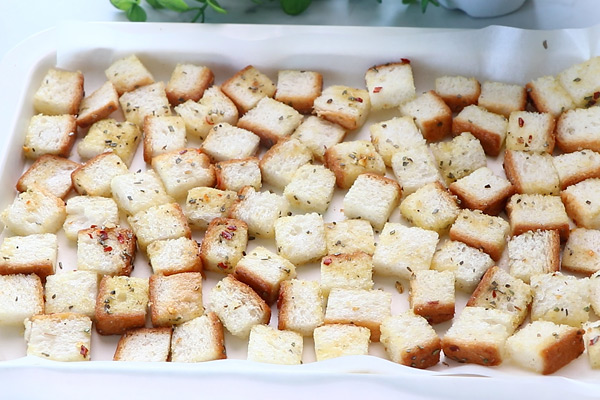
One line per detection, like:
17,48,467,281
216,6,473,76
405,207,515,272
72,152,129,197
152,148,215,200
44,270,98,318
233,245,296,304
478,81,527,117
431,240,494,293
324,219,375,256
275,69,322,114
391,142,444,196
506,111,555,153
105,54,154,95
373,223,438,280
215,157,261,192
430,132,487,184
1,187,66,235
508,229,560,283
313,85,370,130
409,269,455,324
237,97,303,147
370,116,425,167
17,154,80,199
526,75,576,118
556,107,600,153
506,193,570,240
365,60,415,110
184,187,237,231
278,279,324,336
221,65,276,114
399,182,460,234
23,114,77,159
247,325,303,365
324,140,386,189
170,313,226,362
260,138,313,189
120,82,171,127
399,90,452,142
291,116,346,162
320,252,374,296
448,166,515,216
283,164,335,213
583,321,600,369
200,217,248,274
149,272,204,327
590,272,600,317
110,169,173,216
506,320,585,375
128,202,191,251
147,237,202,276
24,313,92,361
562,228,600,276
449,209,510,261
114,327,172,362
553,149,600,190
63,196,120,241
343,173,401,231
530,272,590,327
0,274,43,326
0,234,57,281
77,226,136,276
207,275,270,339
77,119,141,166
380,312,441,369
561,178,600,229
313,324,371,361
228,186,289,238
142,115,186,162
557,56,600,108
452,105,508,156
274,213,327,265
503,150,560,195
33,68,84,115
77,81,120,128
165,63,214,105
434,75,480,112
201,122,260,163
95,275,149,335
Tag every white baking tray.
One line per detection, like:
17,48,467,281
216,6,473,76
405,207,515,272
0,21,600,399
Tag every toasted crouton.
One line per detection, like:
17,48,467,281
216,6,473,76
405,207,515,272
77,226,136,276
165,63,214,105
77,81,120,128
430,132,487,185
478,81,527,117
0,187,66,235
409,269,455,324
149,272,204,327
508,229,561,283
221,65,276,114
228,186,289,238
24,313,92,361
283,164,336,213
553,149,600,190
583,321,600,369
324,219,375,256
562,228,600,276
147,237,201,276
313,324,371,361
111,169,173,216
63,195,119,241
142,115,186,163
0,274,43,326
95,275,149,335
201,122,260,163
526,75,576,118
44,270,98,318
399,182,461,234
557,56,600,108
274,213,327,265
184,187,237,231
324,140,386,189
215,157,262,192
128,202,191,251
77,119,141,166
561,178,600,229
503,150,560,195
119,82,171,127
200,218,248,274
320,252,374,296
530,272,590,327
105,54,154,95
556,107,600,153
399,90,452,142
505,111,556,153
369,116,425,167
590,272,600,318
170,313,226,362
365,60,415,110
247,325,303,365
23,114,77,159
152,148,215,200
313,85,370,131
33,68,84,115
17,154,80,199
452,105,508,156
277,279,324,336
506,193,570,240
275,69,322,114
114,327,172,362
260,138,313,189
237,97,303,147
291,116,346,162
0,234,57,281
434,75,480,112
450,209,510,261
391,142,444,196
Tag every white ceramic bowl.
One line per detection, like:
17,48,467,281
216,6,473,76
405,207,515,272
438,0,528,17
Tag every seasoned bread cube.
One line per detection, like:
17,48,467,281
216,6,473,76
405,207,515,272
373,223,438,280
526,75,576,118
324,219,375,256
284,164,335,213
506,193,570,240
342,173,401,231
23,114,77,159
430,132,487,185
63,195,119,241
200,217,248,274
503,150,560,195
530,272,590,327
561,178,600,229
201,122,260,162
260,138,313,189
556,107,600,153
553,149,600,190
508,229,560,283
95,275,149,335
562,228,600,276
128,202,191,251
391,142,444,196
44,270,98,318
313,324,371,361
324,140,386,189
77,119,141,166
409,269,455,324
275,69,322,114
149,272,204,327
365,60,415,110
380,311,442,369
165,63,214,105
0,274,43,325
399,90,452,142
478,81,527,117
448,166,515,216
77,226,136,276
320,252,374,296
24,313,92,361
221,65,276,114
207,275,270,339
313,85,371,130
505,111,555,153
431,240,494,293
237,97,303,147
370,116,425,167
170,313,226,362
77,81,119,128
583,321,600,369
274,213,327,265
399,182,460,234
247,324,303,365
33,68,84,115
114,327,172,362
277,279,324,336
233,245,296,304
0,234,57,281
228,186,289,238
449,209,510,261
434,75,480,113
184,187,237,231
215,157,261,192
557,56,600,108
291,116,346,162
147,237,202,276
152,148,215,200
142,115,186,163
452,105,508,156
111,169,173,216
1,187,66,235
590,272,600,318
17,154,80,199
120,82,171,127
506,320,585,374
105,54,154,95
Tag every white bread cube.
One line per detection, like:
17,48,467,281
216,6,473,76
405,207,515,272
33,68,84,115
17,154,80,199
77,81,120,128
478,81,527,117
449,209,510,261
184,187,237,231
452,105,508,156
506,193,570,240
553,149,600,190
590,272,600,318
274,213,327,265
105,54,154,95
373,223,438,280
247,325,303,365
399,90,452,142
228,186,289,238
165,63,214,105
201,122,260,162
313,85,370,130
77,119,141,166
313,324,371,361
365,60,415,110
434,75,480,112
430,132,487,184
342,173,401,231
114,327,172,362
399,182,460,234
237,97,303,147
200,217,248,274
562,228,600,276
221,65,276,114
1,187,66,235
77,226,136,276
275,69,322,114
149,272,204,327
409,269,455,324
71,152,128,198
506,111,556,153
24,313,92,361
277,279,324,336
260,138,313,189
63,196,120,241
215,157,262,192
95,275,149,335
291,116,346,162
111,169,173,216
324,140,386,189
583,321,600,369
147,237,202,276
170,313,226,362
324,219,375,256
120,81,171,127
556,107,600,153
508,229,560,283
391,142,444,196
23,114,77,159
370,116,425,167
283,164,335,213
0,234,57,281
557,56,600,108
142,115,186,162
526,75,576,118
320,252,374,296
152,148,215,200
503,150,560,195
44,270,98,318
128,202,191,251
561,178,600,229
0,274,43,326
380,311,442,369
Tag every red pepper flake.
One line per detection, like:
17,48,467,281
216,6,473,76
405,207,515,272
349,96,363,103
373,86,382,93
594,91,600,100
103,246,113,252
492,290,497,298
99,230,108,241
87,233,93,239
220,230,233,240
323,257,332,266
205,116,214,125
90,225,97,229
591,336,600,346
227,225,237,231
518,117,524,127
117,233,125,244
179,149,188,155
80,345,89,358
401,58,411,64
217,262,228,270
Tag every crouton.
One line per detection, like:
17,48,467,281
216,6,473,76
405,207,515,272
120,82,171,127
313,324,371,361
23,114,77,159
201,122,260,163
44,270,98,318
553,149,600,190
434,75,480,112
313,85,371,130
508,229,561,283
215,157,262,192
228,186,289,238
152,148,215,200
526,75,576,118
562,228,600,276
275,69,322,114
449,209,510,261
71,152,129,198
33,68,84,115
557,56,600,108
247,325,303,365
561,178,600,229
200,217,248,274
260,138,313,189
0,274,43,326
221,65,276,114
237,97,303,147
128,202,191,251
430,131,487,185
505,111,555,153
278,279,324,336
291,116,346,162
365,60,415,110
506,193,570,240
77,81,120,128
324,219,375,256
110,169,173,216
184,187,237,231
77,119,141,166
17,154,80,199
149,272,204,327
24,313,92,361
583,321,600,369
165,63,214,105
170,313,226,362
409,269,455,324
399,181,460,234
77,226,136,276
274,213,327,265
0,234,57,281
503,150,560,195
324,140,386,189
452,105,508,156
369,116,425,167
530,272,590,327
556,107,600,153
478,81,527,117
142,115,187,163
0,187,66,235
399,90,452,142
114,327,172,362
63,196,120,241
391,142,444,196
147,237,202,276
320,252,374,296
283,164,335,213
95,275,149,335
105,54,154,95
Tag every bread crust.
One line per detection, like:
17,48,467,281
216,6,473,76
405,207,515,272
113,327,173,361
95,276,147,336
540,328,584,375
449,180,515,216
166,66,214,106
275,71,323,114
452,118,503,157
399,336,442,369
412,302,455,325
556,111,600,153
441,337,503,366
233,267,278,305
449,227,504,262
0,261,54,283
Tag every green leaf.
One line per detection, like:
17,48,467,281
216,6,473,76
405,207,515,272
207,0,227,13
110,0,138,11
145,0,164,9
127,3,148,21
157,0,190,12
280,0,311,15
